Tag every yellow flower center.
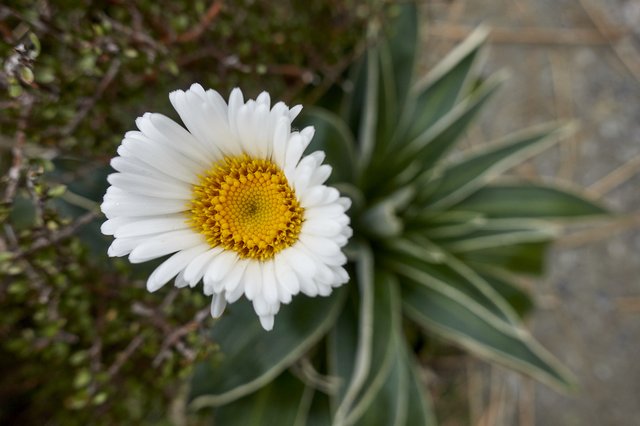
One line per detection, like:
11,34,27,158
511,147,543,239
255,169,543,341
188,155,304,260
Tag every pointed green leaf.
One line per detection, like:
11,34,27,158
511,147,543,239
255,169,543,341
387,243,519,325
476,268,534,318
372,72,504,195
352,335,408,426
190,287,347,409
385,2,418,113
406,26,489,140
405,348,437,426
331,257,401,425
213,372,313,426
376,2,418,147
453,182,608,219
306,390,333,426
423,123,574,208
401,278,575,390
297,107,357,184
461,241,550,276
434,221,558,252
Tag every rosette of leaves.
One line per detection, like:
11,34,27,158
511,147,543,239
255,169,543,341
189,4,606,425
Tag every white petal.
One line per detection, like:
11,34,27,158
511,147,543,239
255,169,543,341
288,105,303,121
101,196,186,218
274,256,300,297
244,261,262,301
281,246,317,278
129,230,203,263
210,293,227,318
107,173,191,200
205,250,238,283
301,217,343,237
114,215,189,238
259,314,274,331
224,259,249,294
108,236,148,257
101,217,130,235
272,117,290,168
147,244,209,292
261,260,279,305
299,234,341,258
175,270,189,288
184,248,221,286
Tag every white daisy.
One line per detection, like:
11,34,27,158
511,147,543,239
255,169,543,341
100,84,352,330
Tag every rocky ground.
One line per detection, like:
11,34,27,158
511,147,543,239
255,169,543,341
419,1,640,424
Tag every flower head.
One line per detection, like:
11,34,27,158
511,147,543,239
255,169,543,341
101,84,351,330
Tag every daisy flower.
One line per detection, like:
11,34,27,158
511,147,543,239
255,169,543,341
101,84,352,330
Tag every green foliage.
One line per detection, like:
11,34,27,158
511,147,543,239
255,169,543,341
190,3,607,424
0,0,367,424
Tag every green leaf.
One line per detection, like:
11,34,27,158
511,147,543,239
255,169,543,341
331,251,402,425
405,348,437,426
356,45,380,184
385,2,418,114
405,26,489,141
352,334,408,426
460,241,550,276
476,268,534,318
452,182,608,219
401,278,575,390
422,123,574,208
387,247,518,325
376,2,418,147
434,220,558,252
306,390,333,426
297,107,357,184
372,72,504,195
189,287,347,409
213,372,313,426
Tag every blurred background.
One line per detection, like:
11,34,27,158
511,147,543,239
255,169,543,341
1,0,638,425
420,1,640,425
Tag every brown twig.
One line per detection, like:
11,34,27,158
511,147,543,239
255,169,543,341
152,308,209,367
174,1,223,43
61,58,121,137
11,210,100,259
3,95,33,204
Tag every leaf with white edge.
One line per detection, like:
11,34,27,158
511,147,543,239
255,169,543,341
376,2,418,147
213,371,314,426
405,26,489,141
352,333,408,426
475,268,534,318
422,122,575,208
297,107,357,184
434,220,559,252
373,72,504,195
331,253,401,426
452,182,608,219
386,248,517,325
189,287,347,409
401,278,575,390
